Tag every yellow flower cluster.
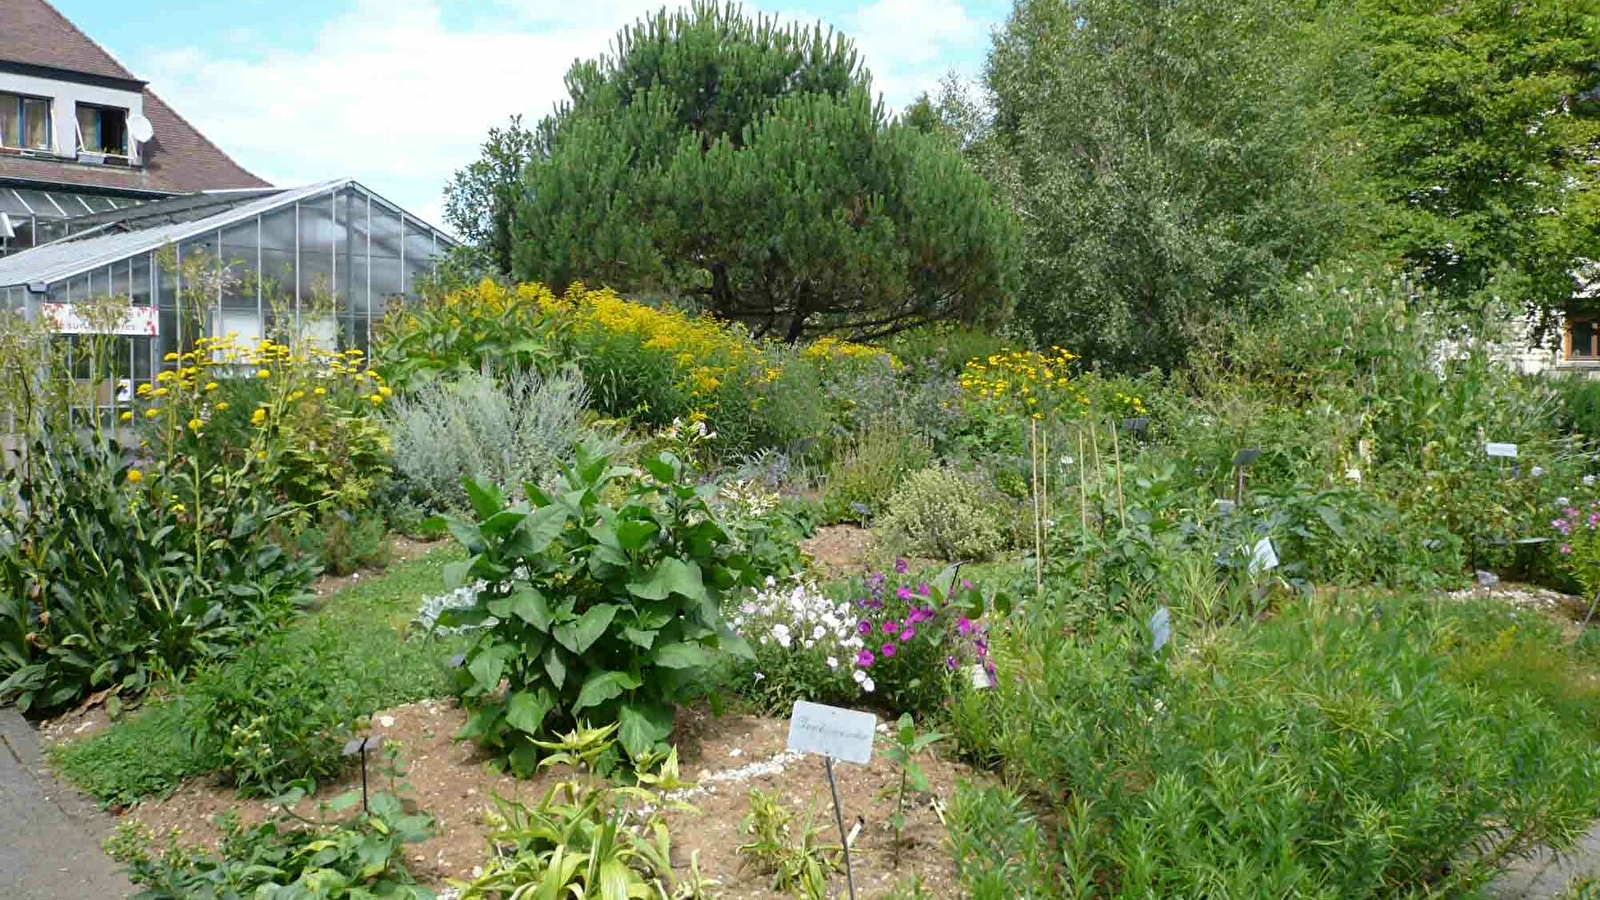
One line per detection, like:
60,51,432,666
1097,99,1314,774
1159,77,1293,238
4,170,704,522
958,347,1084,420
800,335,900,370
539,284,763,403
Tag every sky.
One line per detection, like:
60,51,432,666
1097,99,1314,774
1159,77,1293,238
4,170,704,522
53,0,1012,232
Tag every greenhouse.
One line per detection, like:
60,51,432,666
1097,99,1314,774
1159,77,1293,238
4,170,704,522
0,179,454,386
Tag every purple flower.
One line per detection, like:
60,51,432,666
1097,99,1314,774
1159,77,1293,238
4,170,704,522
974,639,989,658
916,583,930,597
881,642,898,658
856,649,876,667
945,656,959,670
882,619,899,634
895,587,913,601
1562,544,1574,555
895,558,909,574
960,579,973,590
957,617,975,636
857,620,872,634
899,626,917,642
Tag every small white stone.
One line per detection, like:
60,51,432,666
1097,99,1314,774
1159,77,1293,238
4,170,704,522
378,715,395,728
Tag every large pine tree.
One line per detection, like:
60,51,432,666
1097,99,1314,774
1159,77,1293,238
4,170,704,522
504,2,1017,341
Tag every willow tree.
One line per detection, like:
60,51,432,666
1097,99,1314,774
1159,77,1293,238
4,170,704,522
508,2,1016,340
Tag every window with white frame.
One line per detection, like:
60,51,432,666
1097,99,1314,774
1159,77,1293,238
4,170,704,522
0,92,52,151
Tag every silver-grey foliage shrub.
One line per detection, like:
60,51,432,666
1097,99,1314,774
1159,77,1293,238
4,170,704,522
386,368,618,514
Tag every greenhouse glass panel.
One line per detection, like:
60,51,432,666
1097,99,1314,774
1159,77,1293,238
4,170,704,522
298,201,335,313
221,220,259,311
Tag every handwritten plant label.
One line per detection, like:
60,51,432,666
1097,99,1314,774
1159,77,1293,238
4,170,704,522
1485,442,1519,459
787,701,876,765
1213,499,1236,516
1149,606,1172,653
1249,537,1279,577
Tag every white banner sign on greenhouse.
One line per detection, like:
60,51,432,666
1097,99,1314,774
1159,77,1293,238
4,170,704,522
40,303,159,336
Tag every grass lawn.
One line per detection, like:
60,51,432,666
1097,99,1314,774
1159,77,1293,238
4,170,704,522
53,544,466,807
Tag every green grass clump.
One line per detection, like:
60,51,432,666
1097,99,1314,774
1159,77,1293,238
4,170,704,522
951,595,1600,898
54,546,464,806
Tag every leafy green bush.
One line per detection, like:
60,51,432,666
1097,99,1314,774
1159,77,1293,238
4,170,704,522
385,367,618,515
294,509,392,577
820,425,932,524
877,467,1008,561
0,431,312,714
108,790,433,900
952,597,1600,897
1554,374,1600,440
439,443,769,771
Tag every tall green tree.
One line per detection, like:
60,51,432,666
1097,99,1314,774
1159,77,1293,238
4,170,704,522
509,2,1017,340
986,0,1354,370
444,116,538,277
1347,0,1600,318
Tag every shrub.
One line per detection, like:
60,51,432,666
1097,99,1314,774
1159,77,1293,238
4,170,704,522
877,467,1008,561
189,630,367,796
0,430,312,714
295,509,392,576
438,444,775,772
385,367,611,514
109,790,433,899
952,597,1600,897
374,278,563,392
819,425,931,524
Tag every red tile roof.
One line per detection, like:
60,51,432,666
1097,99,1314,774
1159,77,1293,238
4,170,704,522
0,0,269,192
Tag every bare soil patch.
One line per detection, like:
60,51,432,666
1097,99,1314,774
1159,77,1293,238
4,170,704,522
121,700,972,898
801,525,877,578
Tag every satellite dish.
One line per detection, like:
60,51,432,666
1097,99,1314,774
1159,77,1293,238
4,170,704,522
128,114,154,143
0,213,14,240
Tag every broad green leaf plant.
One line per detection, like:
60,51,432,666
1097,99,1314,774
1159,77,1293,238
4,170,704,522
437,441,757,772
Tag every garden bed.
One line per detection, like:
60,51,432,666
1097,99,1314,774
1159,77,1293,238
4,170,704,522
118,699,973,898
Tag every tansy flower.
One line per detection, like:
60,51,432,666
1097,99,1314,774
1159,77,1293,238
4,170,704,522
214,401,230,412
187,417,203,432
204,382,219,392
379,386,393,398
144,408,160,419
126,469,143,483
256,369,271,379
251,408,266,426
313,387,326,396
171,503,186,514
119,411,133,422
369,394,384,405
256,450,267,461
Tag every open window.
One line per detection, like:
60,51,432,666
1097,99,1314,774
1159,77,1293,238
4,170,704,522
0,92,52,151
75,103,128,159
1566,317,1599,361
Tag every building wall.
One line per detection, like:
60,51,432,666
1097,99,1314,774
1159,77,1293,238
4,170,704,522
0,71,144,164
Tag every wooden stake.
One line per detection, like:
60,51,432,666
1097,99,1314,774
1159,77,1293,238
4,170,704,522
1031,418,1043,596
1110,420,1126,530
1078,427,1090,591
1040,424,1049,574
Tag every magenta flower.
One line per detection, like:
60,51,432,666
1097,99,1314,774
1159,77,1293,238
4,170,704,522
882,619,899,634
916,583,930,596
1562,544,1574,555
895,558,909,574
857,620,872,634
856,649,876,667
881,642,898,658
974,639,989,658
946,655,959,670
899,626,917,642
895,587,913,601
957,617,975,636
961,579,973,590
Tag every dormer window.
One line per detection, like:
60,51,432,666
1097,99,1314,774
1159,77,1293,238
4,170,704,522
0,92,52,151
75,103,128,158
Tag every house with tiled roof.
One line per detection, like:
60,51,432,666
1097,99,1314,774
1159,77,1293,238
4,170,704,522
0,0,452,425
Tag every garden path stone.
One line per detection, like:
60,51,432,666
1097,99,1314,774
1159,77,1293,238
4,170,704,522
1489,821,1600,899
0,708,130,899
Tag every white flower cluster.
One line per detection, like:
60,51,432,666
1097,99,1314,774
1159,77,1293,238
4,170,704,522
717,478,779,519
731,576,872,690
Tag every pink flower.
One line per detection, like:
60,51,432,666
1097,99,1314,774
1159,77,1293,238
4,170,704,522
957,617,975,636
881,642,897,658
882,619,899,634
945,656,959,670
856,649,876,667
895,558,909,574
895,587,913,601
916,583,931,596
899,626,917,641
1562,544,1574,555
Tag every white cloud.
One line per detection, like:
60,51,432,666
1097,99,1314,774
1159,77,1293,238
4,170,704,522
135,0,993,230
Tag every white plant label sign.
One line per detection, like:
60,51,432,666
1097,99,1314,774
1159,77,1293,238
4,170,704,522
966,664,994,690
1249,537,1279,577
1485,442,1519,459
787,701,876,765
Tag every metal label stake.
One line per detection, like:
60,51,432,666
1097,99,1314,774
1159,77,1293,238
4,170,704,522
824,757,857,900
